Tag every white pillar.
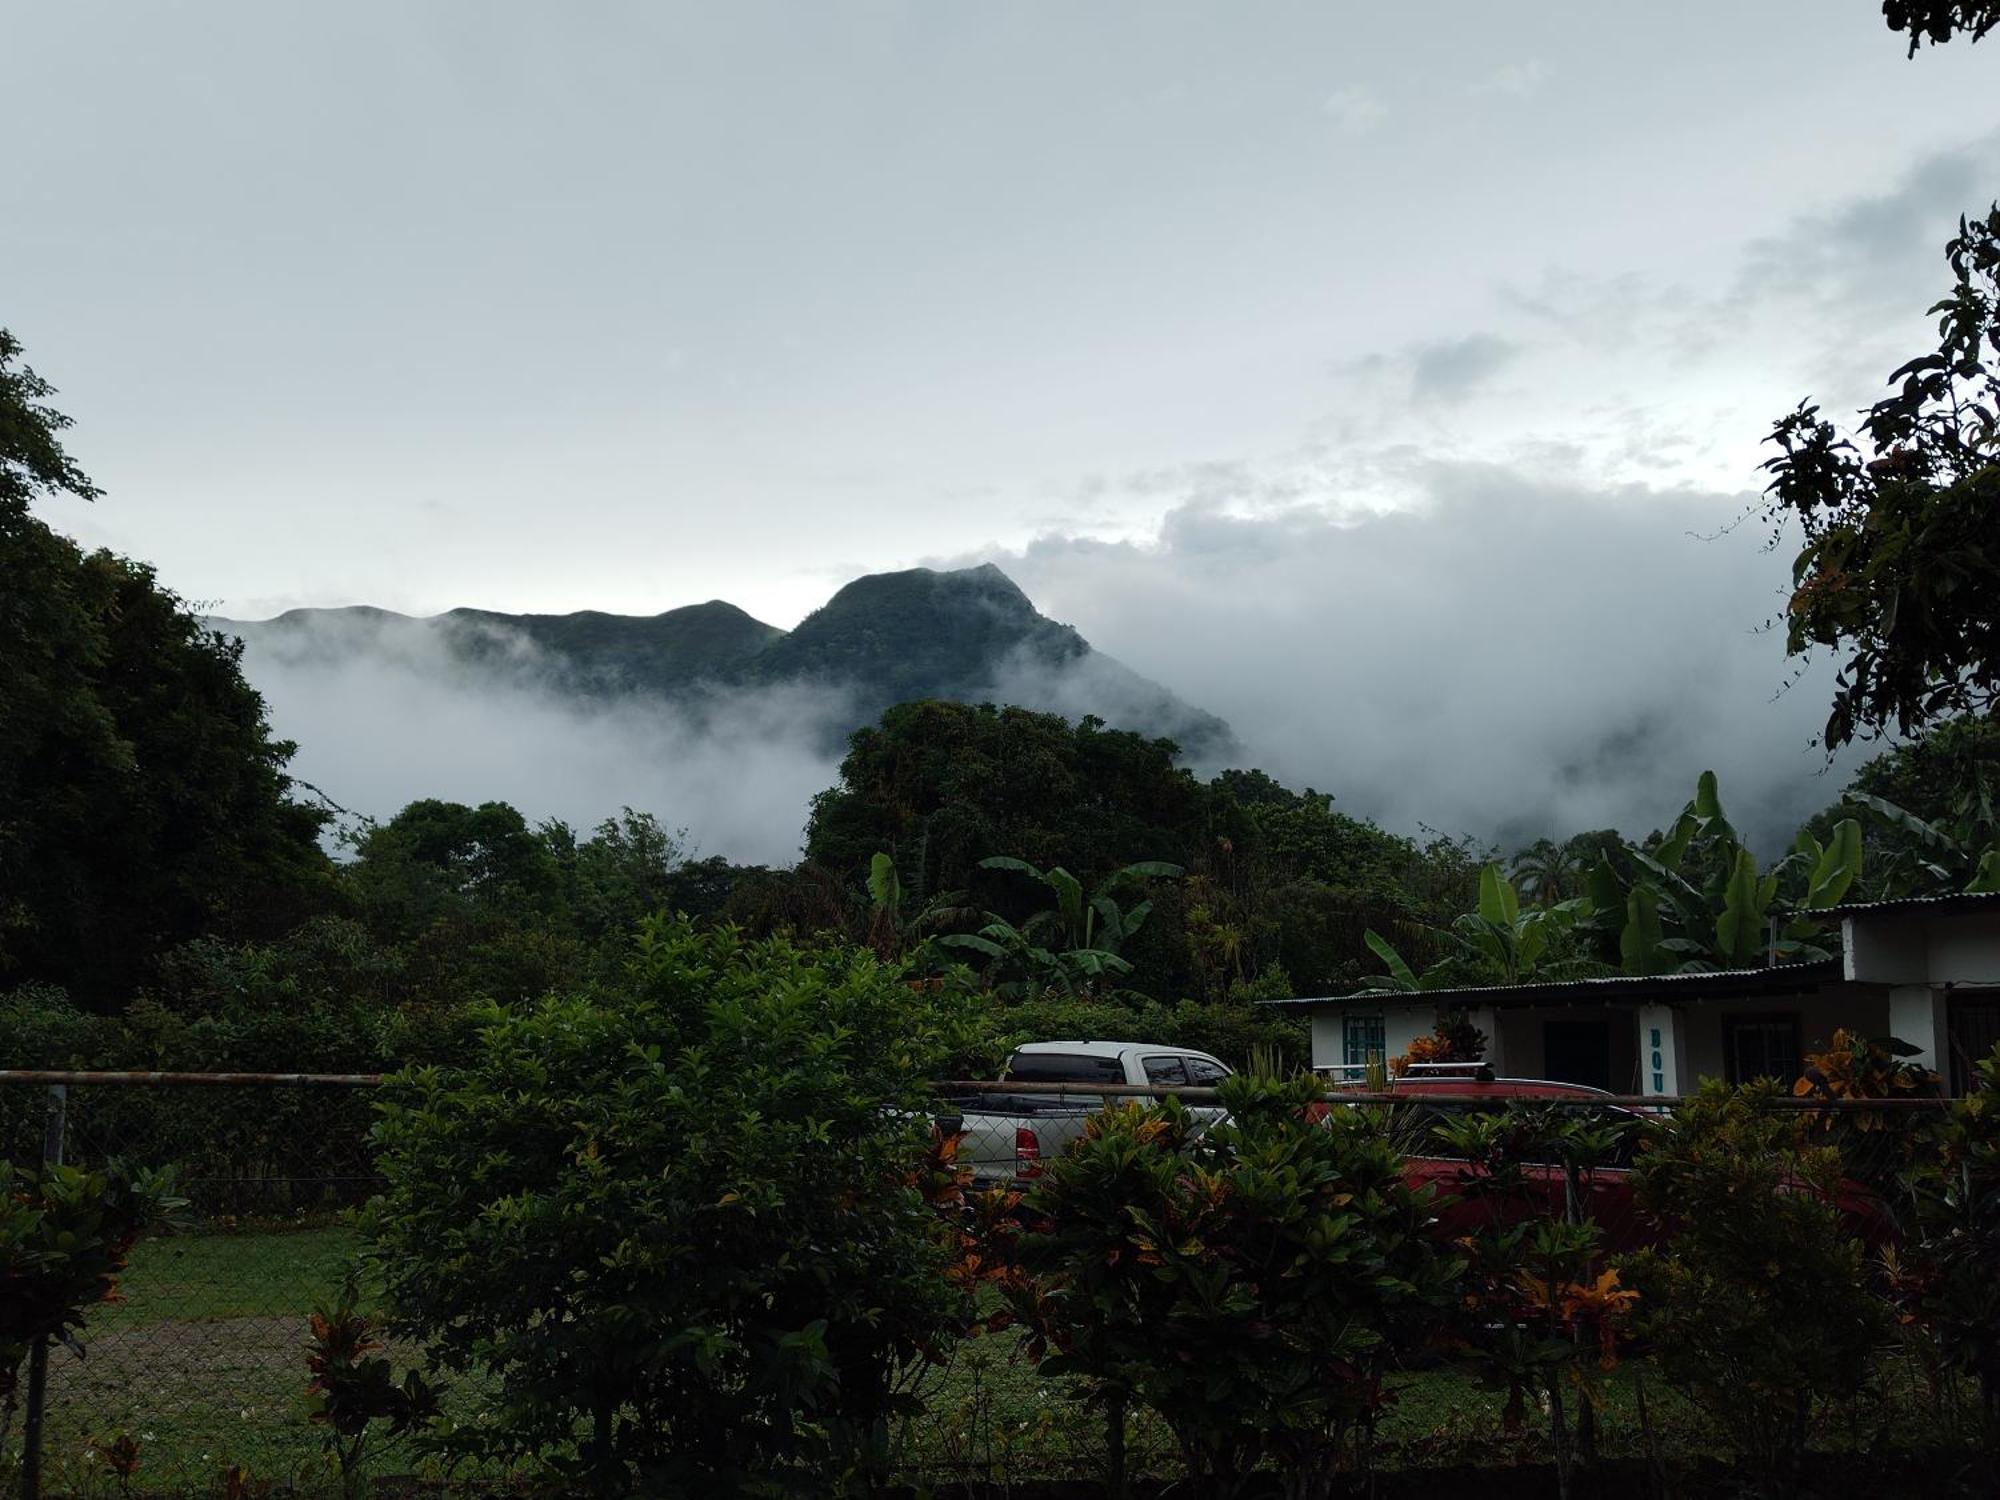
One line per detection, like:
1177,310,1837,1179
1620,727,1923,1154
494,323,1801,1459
1887,984,1948,1078
1638,1003,1686,1098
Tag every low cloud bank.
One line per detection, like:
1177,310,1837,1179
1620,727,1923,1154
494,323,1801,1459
987,461,1859,856
233,618,850,865
232,461,1865,868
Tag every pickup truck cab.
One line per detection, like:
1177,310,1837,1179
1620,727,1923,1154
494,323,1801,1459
939,1041,1232,1186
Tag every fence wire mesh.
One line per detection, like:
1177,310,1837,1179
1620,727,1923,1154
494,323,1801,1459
0,1075,1965,1497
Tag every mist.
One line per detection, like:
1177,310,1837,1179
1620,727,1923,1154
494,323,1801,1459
983,461,1862,857
231,616,852,865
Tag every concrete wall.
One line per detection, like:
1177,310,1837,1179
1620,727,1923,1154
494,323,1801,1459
1307,1000,1436,1074
1846,909,2000,986
1302,983,1911,1089
1678,987,1889,1083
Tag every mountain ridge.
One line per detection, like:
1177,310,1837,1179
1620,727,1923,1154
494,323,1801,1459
217,564,1238,759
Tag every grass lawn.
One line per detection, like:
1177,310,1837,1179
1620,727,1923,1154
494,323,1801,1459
17,1224,1968,1497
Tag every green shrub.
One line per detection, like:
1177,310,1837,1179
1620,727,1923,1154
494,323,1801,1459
1888,1041,2000,1435
366,917,967,1497
0,1159,183,1462
1009,1075,1460,1500
1623,1080,1888,1488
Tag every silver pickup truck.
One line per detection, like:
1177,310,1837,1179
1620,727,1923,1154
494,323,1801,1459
936,1040,1233,1186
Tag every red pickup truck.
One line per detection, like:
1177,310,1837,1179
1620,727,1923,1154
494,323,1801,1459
1363,1073,1892,1251
1357,1075,1653,1249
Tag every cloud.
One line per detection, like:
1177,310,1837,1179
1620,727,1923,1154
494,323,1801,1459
1410,334,1523,404
1474,60,1549,98
977,458,1856,858
1321,86,1386,134
228,616,849,866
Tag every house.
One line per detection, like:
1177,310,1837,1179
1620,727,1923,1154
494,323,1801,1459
1265,891,2000,1097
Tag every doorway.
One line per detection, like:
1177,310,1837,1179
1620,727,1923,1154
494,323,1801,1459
1542,1020,1612,1091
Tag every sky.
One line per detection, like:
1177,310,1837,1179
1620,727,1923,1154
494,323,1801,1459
9,3,2000,859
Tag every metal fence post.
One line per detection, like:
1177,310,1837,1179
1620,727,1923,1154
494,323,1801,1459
21,1083,66,1500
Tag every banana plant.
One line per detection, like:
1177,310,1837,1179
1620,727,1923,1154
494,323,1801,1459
937,855,1183,999
1843,791,2000,897
936,914,1136,1000
1356,866,1601,993
1589,771,1865,975
973,855,1184,957
863,850,974,961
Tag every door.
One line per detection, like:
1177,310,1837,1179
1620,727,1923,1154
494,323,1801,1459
1542,1020,1612,1091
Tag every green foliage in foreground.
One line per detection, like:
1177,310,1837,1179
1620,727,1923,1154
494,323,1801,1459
366,918,968,1498
1009,1078,1461,1500
0,1158,183,1463
1625,1081,1888,1487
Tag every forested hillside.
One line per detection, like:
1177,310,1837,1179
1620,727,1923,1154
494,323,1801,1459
5,320,1997,1082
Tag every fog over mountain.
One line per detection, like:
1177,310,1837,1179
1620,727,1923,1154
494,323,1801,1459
975,460,1862,860
217,564,1236,863
221,494,1859,869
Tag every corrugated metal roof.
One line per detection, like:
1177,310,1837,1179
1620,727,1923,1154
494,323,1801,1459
1259,957,1848,1010
1829,890,2000,918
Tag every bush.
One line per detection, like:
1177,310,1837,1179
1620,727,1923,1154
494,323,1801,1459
1623,1080,1887,1488
0,1159,183,1462
1008,1075,1461,1500
1888,1041,2000,1435
367,917,968,1497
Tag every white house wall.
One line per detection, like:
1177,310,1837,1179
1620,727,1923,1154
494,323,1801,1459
1846,910,2000,987
1678,988,1890,1083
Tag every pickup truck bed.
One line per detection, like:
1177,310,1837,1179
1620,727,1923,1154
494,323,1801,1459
939,1041,1232,1185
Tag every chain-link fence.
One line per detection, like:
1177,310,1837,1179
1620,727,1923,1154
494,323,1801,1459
0,1073,1967,1497
1,1075,400,1498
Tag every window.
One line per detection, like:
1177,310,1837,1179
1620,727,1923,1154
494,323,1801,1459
1947,998,2000,1097
1142,1055,1190,1086
1343,1014,1386,1069
1722,1014,1801,1085
1185,1057,1231,1086
1004,1052,1125,1084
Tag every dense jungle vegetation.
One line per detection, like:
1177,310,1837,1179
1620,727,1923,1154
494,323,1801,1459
5,277,2000,1086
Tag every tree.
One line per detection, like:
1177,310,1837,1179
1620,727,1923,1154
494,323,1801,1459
1762,206,2000,749
368,919,967,1497
1,330,331,1006
341,799,581,1005
1884,1,1999,53
1801,713,2000,896
806,701,1229,902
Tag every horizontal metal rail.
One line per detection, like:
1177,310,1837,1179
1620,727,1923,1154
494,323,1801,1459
0,1071,1953,1109
931,1080,1953,1110
0,1069,383,1087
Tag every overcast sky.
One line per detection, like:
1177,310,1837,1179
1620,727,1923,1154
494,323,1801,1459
10,3,1999,855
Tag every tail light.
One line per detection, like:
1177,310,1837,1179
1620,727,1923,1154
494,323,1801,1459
1014,1126,1042,1177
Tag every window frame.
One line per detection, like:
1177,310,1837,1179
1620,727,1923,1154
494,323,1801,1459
1343,1013,1387,1070
1141,1054,1191,1087
1720,1011,1803,1086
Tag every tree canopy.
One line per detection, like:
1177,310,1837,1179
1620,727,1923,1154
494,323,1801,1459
0,329,331,1006
1762,207,2000,749
1883,0,2000,53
